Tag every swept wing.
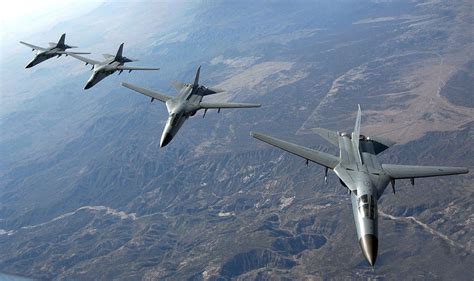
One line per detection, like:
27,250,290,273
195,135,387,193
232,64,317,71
200,102,260,109
56,51,91,55
20,41,46,51
121,83,171,103
382,164,468,179
251,132,339,169
69,53,100,65
116,66,160,71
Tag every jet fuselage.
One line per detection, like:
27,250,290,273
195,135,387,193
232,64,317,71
160,85,204,147
26,47,65,68
334,132,391,266
84,59,123,89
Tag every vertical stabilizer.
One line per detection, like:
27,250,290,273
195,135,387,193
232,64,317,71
57,33,66,46
193,66,201,87
352,104,362,163
115,43,124,60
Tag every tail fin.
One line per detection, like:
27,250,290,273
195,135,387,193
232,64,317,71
193,66,201,87
353,104,361,140
115,43,124,61
57,33,66,46
352,104,362,163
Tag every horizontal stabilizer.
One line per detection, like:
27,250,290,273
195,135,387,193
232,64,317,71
369,136,396,154
382,164,468,179
312,128,339,147
171,81,188,92
116,66,160,71
203,87,226,96
251,132,339,169
103,53,115,59
121,82,171,103
200,102,260,109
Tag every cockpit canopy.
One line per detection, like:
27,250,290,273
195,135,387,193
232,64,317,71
169,112,181,127
358,194,377,219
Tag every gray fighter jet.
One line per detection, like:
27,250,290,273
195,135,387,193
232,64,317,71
122,66,261,147
251,105,468,267
20,33,90,68
70,43,160,89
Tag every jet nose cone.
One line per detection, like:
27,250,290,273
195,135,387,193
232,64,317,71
25,62,34,68
359,234,378,267
160,133,173,148
84,82,93,90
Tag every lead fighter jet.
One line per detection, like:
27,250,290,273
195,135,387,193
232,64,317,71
20,33,90,68
122,66,261,147
251,105,468,266
70,43,160,89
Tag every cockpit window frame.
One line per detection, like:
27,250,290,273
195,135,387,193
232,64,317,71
169,112,181,127
358,194,377,219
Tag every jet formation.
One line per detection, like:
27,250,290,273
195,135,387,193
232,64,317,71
251,105,469,266
20,33,90,68
20,33,469,267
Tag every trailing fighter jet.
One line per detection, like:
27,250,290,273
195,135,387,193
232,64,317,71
122,66,261,147
251,105,468,267
20,33,90,68
69,43,160,89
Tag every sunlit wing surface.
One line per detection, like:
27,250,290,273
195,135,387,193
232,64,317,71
19,41,46,51
250,132,339,169
121,82,171,103
68,53,100,65
56,51,91,55
382,164,469,179
116,66,160,71
200,102,261,109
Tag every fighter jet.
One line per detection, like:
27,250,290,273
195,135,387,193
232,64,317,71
122,66,261,147
251,105,468,267
20,33,90,68
69,43,160,89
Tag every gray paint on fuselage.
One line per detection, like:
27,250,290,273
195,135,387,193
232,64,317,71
26,47,64,68
84,59,122,89
160,85,207,147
